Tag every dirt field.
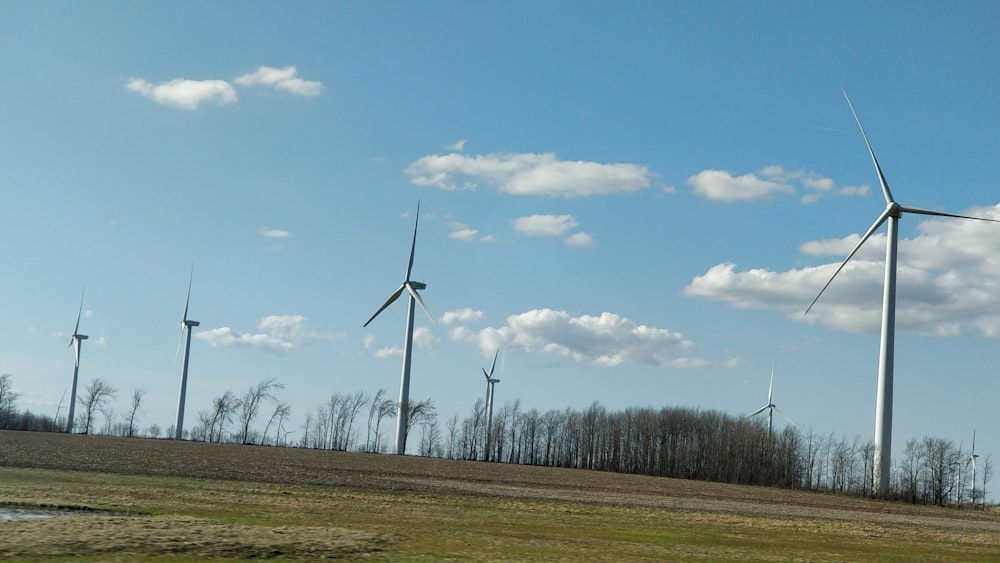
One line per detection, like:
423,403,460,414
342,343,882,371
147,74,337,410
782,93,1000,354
2,430,998,561
1,430,994,526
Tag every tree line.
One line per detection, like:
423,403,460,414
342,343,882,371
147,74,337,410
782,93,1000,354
0,372,992,508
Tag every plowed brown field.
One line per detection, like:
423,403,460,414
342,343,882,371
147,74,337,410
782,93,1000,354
1,430,998,561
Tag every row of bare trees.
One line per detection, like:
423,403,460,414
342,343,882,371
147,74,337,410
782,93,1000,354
421,398,992,507
297,389,436,453
0,372,992,507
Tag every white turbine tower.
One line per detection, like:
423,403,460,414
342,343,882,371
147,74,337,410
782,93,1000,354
806,91,1000,498
969,430,979,507
747,364,796,435
481,349,500,462
174,267,200,440
364,202,435,455
65,288,88,434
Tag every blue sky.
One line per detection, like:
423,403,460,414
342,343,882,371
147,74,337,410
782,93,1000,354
2,1,998,484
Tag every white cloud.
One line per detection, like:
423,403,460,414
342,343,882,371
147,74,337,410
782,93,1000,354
234,66,322,97
447,222,495,243
688,169,794,202
413,326,436,349
374,346,401,358
683,203,1000,336
259,228,291,239
565,232,594,247
196,315,342,355
449,308,702,368
512,214,578,237
688,166,869,204
406,152,652,198
440,308,484,325
126,77,238,110
446,139,467,151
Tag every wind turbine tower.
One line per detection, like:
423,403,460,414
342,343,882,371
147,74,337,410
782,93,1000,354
65,289,88,433
364,202,435,455
747,364,795,435
969,430,979,506
806,91,1000,498
174,268,200,440
481,349,501,461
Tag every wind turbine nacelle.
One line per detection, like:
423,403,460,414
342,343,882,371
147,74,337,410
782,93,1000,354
489,378,500,384
184,320,201,327
410,281,427,290
76,334,89,340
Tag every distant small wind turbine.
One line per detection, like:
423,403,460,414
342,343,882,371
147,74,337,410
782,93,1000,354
174,267,200,440
364,202,436,455
969,429,979,505
805,90,1000,498
481,349,501,462
747,364,796,435
65,288,88,433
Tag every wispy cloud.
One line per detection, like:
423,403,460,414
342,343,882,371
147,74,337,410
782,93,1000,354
512,214,578,237
688,165,869,204
369,327,436,358
234,66,322,97
196,315,342,355
512,214,592,246
683,203,1000,336
450,308,704,368
440,308,484,325
447,222,496,243
259,228,291,239
565,232,594,247
126,77,238,110
446,139,467,151
406,151,653,198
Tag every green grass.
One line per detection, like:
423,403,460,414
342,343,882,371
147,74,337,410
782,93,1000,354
0,467,997,561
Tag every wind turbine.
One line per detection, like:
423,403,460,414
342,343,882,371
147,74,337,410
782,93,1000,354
174,267,200,440
969,429,979,506
364,202,435,455
65,288,88,433
481,349,500,461
747,364,796,435
805,90,1000,498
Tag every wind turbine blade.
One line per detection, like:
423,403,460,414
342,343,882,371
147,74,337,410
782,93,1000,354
773,406,798,428
900,205,1000,224
804,207,892,316
406,283,436,325
174,325,186,362
843,89,894,205
363,285,405,327
182,265,194,323
482,368,490,381
74,287,85,335
488,349,499,377
405,201,420,282
747,406,769,418
767,364,775,403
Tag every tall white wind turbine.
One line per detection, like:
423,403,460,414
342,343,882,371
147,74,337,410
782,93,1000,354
65,288,88,433
806,91,1000,498
747,364,796,435
481,349,500,461
174,267,200,440
364,202,435,455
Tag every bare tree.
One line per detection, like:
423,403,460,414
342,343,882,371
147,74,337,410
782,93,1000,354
980,455,992,510
262,401,291,446
237,378,284,444
147,423,162,439
209,390,241,443
0,373,19,428
370,395,396,453
122,388,146,438
403,398,435,451
78,378,117,435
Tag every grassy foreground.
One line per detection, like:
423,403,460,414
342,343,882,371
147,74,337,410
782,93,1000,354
1,433,999,561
